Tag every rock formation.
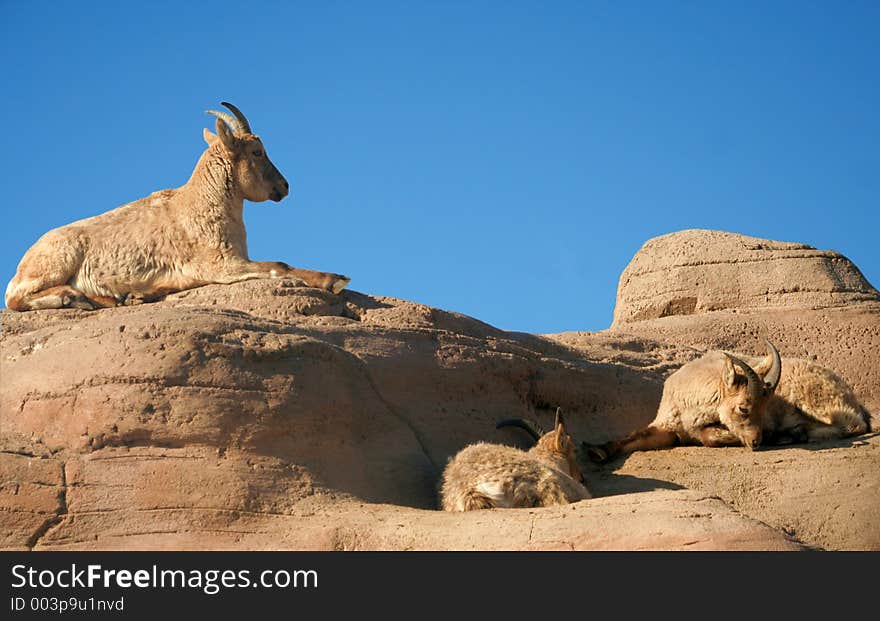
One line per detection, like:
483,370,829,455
1,229,877,550
613,229,879,325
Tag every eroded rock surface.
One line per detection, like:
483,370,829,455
2,230,877,550
612,229,879,325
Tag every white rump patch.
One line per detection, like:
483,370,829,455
475,481,511,508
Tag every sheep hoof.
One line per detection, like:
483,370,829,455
331,276,351,295
69,299,96,310
61,292,96,310
583,443,608,463
123,293,146,306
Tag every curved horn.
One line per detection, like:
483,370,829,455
496,419,544,443
761,339,782,393
221,101,252,134
205,109,242,134
722,352,762,393
555,407,564,429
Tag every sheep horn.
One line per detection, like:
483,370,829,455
723,353,762,393
221,101,252,134
762,339,782,393
205,109,242,134
496,419,545,443
555,407,564,429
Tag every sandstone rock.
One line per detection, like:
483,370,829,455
1,280,671,549
612,229,880,326
587,437,880,552
24,483,802,551
0,453,65,549
2,229,877,550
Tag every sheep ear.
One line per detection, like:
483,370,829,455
722,355,736,387
216,117,238,152
203,128,218,145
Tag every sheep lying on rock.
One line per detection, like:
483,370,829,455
440,409,591,511
587,339,871,462
6,102,350,312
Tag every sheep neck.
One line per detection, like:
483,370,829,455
178,146,248,258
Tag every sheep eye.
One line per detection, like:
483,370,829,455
253,149,263,157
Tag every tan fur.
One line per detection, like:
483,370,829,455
5,103,350,312
755,357,870,442
440,420,591,512
589,347,871,462
652,350,770,449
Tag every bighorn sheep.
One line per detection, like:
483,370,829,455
440,409,591,511
587,340,871,462
5,102,350,311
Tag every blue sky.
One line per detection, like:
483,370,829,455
2,1,878,332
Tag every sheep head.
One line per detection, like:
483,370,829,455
717,340,782,450
531,409,584,483
205,102,289,203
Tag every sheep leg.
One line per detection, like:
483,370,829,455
697,425,743,447
828,409,870,436
284,266,351,294
210,261,350,294
119,285,193,305
770,410,868,444
585,425,678,463
613,426,679,455
7,284,112,311
765,424,809,445
802,421,861,442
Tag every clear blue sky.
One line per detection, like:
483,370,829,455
2,1,878,332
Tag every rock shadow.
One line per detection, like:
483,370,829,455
758,430,879,453
584,466,686,498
